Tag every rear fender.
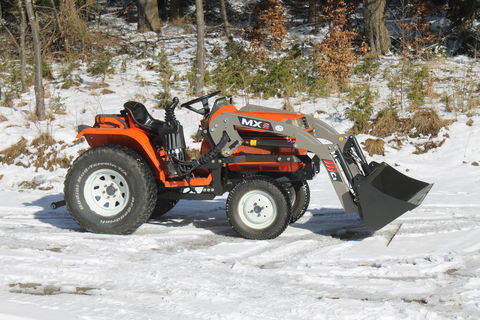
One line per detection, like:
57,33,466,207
77,127,163,179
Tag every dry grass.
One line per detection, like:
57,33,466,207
130,93,147,103
0,114,7,122
0,133,71,171
0,174,4,180
282,99,295,112
138,80,154,88
186,148,201,159
31,133,56,147
406,108,450,137
368,108,401,137
425,73,438,99
363,138,385,156
190,132,203,143
18,180,42,189
0,138,28,165
31,134,71,171
25,112,39,122
87,82,109,90
9,282,96,296
367,107,452,141
169,16,193,33
72,138,84,145
413,139,446,154
388,137,405,150
101,88,115,95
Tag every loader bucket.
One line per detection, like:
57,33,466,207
354,162,432,231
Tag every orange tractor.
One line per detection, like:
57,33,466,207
61,91,432,239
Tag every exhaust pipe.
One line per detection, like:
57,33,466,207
353,162,433,231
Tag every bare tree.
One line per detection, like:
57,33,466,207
157,0,168,21
364,0,391,55
308,0,325,33
48,0,67,51
24,0,45,120
195,0,205,95
219,0,231,38
18,0,27,91
449,0,479,27
137,0,162,32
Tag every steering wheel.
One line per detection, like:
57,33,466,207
180,91,221,115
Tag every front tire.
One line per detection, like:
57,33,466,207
226,179,291,240
64,145,157,235
285,181,310,223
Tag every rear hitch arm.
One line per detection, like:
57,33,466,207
50,200,66,210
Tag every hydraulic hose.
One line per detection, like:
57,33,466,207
165,97,179,124
174,131,230,177
195,131,230,166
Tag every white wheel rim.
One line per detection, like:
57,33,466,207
83,168,130,217
238,190,277,230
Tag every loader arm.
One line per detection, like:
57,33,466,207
209,112,361,216
209,110,432,231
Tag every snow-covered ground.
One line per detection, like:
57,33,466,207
1,12,480,320
1,117,479,320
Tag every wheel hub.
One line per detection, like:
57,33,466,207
106,185,116,196
238,190,277,229
253,205,263,214
83,168,130,217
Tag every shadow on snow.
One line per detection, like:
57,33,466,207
25,194,371,240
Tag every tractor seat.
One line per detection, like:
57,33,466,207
123,101,166,134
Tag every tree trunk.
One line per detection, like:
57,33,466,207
448,0,479,27
194,0,205,95
308,0,324,33
24,0,45,120
18,0,27,91
137,0,162,32
170,0,185,21
219,0,231,39
49,0,67,51
157,0,167,21
364,0,391,56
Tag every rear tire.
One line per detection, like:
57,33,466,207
226,179,291,240
64,145,157,235
150,198,178,219
285,181,310,223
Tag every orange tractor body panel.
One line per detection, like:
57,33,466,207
77,116,213,188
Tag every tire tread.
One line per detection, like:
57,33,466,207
64,144,157,235
226,177,291,240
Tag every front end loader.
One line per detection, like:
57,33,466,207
62,91,432,239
